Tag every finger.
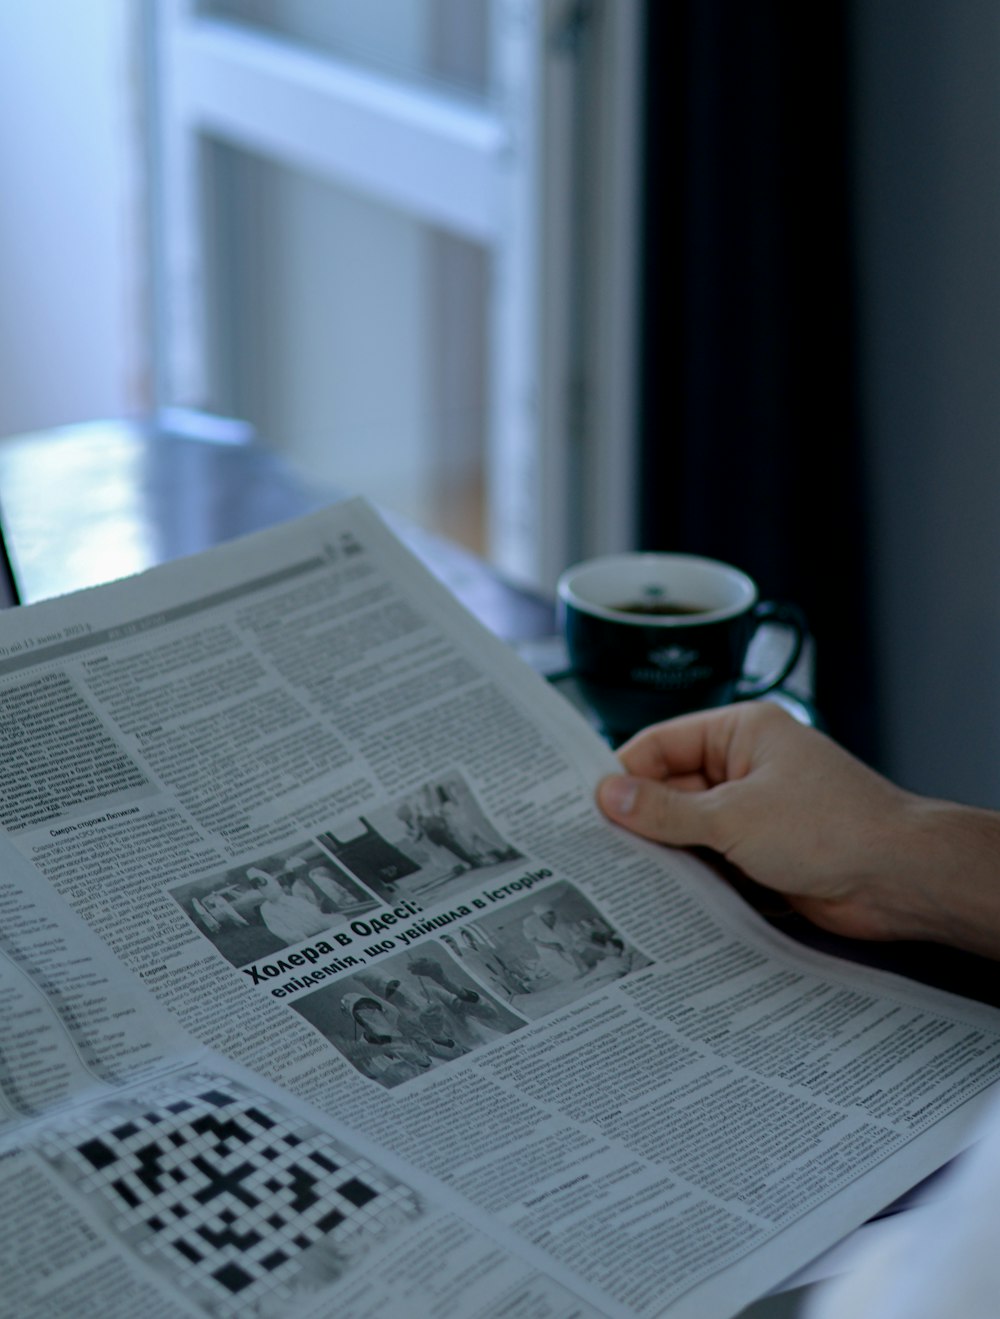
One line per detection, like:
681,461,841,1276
616,707,744,784
597,773,721,849
660,772,712,793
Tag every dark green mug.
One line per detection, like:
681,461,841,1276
557,552,806,744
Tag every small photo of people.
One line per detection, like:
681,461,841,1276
291,943,525,1088
439,881,651,1019
170,839,377,967
318,772,522,907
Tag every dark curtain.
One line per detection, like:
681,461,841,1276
638,1,877,763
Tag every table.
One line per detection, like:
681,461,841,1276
0,413,556,644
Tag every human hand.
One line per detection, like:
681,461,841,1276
597,703,951,945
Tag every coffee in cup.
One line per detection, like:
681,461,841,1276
557,552,806,744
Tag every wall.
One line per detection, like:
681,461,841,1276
0,0,144,439
852,1,1000,805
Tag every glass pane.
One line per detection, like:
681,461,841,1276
202,141,489,557
199,0,490,102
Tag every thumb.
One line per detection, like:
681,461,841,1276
597,774,720,849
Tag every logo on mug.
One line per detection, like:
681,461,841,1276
648,644,700,670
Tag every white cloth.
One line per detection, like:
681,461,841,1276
257,893,328,943
806,1098,1000,1319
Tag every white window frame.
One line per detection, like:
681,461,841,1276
147,0,641,589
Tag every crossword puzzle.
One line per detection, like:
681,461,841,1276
42,1074,422,1316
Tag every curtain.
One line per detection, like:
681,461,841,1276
638,0,877,762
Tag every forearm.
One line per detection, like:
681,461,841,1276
737,792,1000,958
839,780,1000,960
877,797,1000,959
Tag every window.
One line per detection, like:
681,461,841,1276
149,0,640,587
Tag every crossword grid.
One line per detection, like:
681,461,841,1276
42,1079,421,1315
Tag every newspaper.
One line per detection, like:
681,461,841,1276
2,496,1000,1319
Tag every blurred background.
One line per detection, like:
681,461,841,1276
1,0,998,810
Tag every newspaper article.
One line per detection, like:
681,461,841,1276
2,496,1000,1318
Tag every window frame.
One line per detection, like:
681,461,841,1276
147,0,641,588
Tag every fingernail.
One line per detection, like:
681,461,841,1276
600,776,639,816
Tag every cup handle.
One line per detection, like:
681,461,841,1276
734,600,808,700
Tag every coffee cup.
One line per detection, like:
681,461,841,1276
557,552,806,744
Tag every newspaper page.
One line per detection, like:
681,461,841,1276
1,496,1000,1318
0,818,601,1318
0,976,592,1319
0,839,181,1127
